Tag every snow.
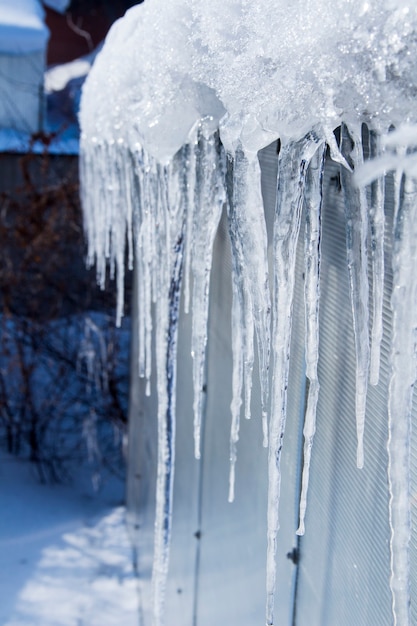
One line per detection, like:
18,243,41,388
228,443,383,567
80,0,417,162
45,59,92,93
0,0,49,54
79,1,417,624
42,0,70,14
0,454,139,626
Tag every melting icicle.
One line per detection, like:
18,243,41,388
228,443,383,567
369,131,386,386
183,132,197,315
78,3,417,622
226,147,271,501
227,185,250,501
266,132,323,626
296,142,326,536
134,149,158,395
191,127,226,460
77,318,108,395
392,146,407,227
152,149,189,626
82,409,101,465
340,123,370,469
80,140,135,327
227,147,271,438
228,256,244,503
227,242,254,499
387,174,417,626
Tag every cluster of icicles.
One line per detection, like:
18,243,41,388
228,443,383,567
80,120,415,626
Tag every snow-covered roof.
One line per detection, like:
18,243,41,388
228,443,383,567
0,0,49,54
81,0,417,162
42,0,70,13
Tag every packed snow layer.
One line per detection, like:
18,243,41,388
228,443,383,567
0,0,49,54
79,1,417,625
81,0,417,161
0,454,138,626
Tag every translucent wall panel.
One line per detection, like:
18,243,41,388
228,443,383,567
127,140,416,625
0,52,45,133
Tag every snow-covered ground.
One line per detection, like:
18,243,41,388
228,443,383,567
0,453,139,625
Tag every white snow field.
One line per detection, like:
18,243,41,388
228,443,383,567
0,454,139,626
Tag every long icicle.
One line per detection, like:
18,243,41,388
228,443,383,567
191,128,226,460
226,146,270,501
387,174,417,626
152,150,188,626
369,131,385,386
296,142,326,536
138,150,158,396
228,147,271,437
340,123,370,469
226,175,251,502
183,131,197,315
228,236,244,503
267,132,323,626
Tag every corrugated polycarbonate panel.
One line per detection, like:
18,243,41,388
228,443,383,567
411,389,417,626
127,141,305,625
294,157,416,625
196,141,304,626
127,263,201,625
127,138,416,625
0,51,45,133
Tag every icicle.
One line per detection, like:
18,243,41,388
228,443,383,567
226,146,270,502
387,174,417,626
296,142,326,536
79,140,133,327
136,219,147,380
144,158,159,396
226,225,254,500
266,132,324,626
77,316,108,394
134,148,158,394
124,150,135,273
135,212,153,392
369,132,385,386
393,150,406,231
183,131,197,315
110,145,128,327
323,125,352,172
82,409,101,465
227,146,271,443
226,173,252,500
243,302,255,423
340,123,370,469
152,150,188,626
191,127,226,460
228,261,244,503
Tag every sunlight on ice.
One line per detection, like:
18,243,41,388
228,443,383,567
296,143,326,536
79,1,417,624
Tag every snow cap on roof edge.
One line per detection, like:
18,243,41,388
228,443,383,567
0,0,49,54
42,0,70,13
